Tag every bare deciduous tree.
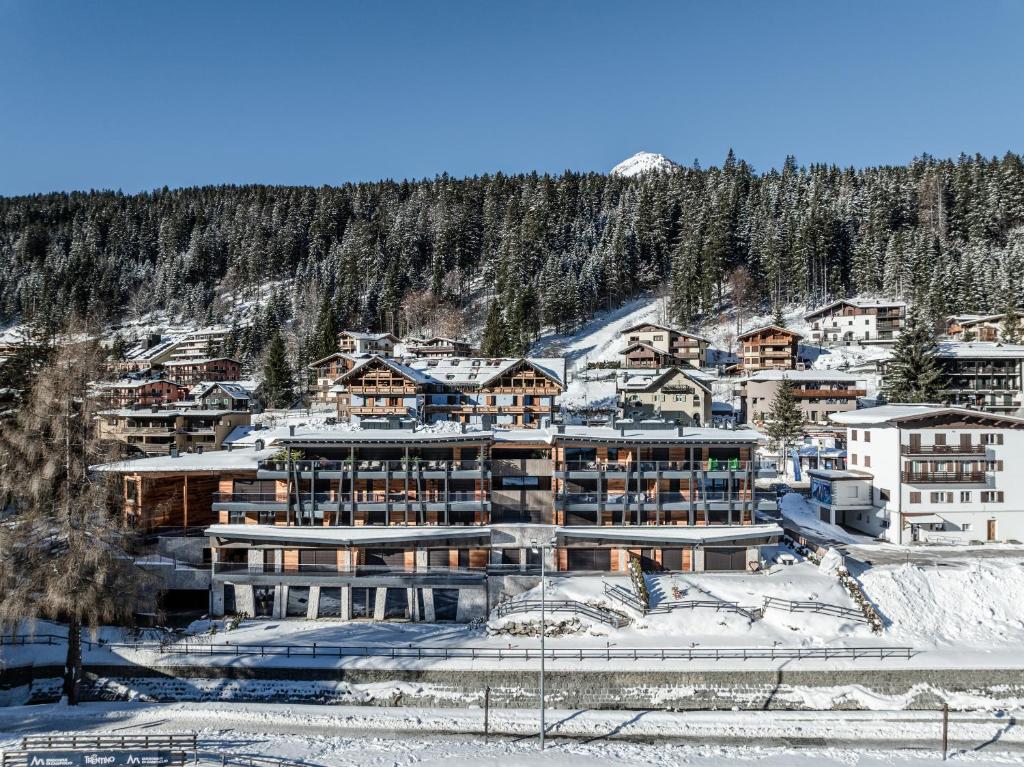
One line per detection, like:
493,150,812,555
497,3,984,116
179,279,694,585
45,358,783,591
0,336,154,704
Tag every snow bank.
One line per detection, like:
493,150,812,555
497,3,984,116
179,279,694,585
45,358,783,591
780,493,873,545
859,560,1024,646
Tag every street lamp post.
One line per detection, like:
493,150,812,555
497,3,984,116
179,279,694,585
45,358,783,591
532,536,557,751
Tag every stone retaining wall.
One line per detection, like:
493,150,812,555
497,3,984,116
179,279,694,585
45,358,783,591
6,663,1024,710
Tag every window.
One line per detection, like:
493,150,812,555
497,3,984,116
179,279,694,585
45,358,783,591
982,433,1004,445
929,492,952,503
850,454,858,465
878,488,890,502
909,492,921,504
981,491,1005,503
851,430,858,441
126,479,138,502
864,455,871,468
863,430,871,442
653,335,664,341
934,433,946,446
963,523,973,532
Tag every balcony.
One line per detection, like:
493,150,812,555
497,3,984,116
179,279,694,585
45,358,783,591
902,471,988,484
792,388,866,399
556,459,749,474
216,490,488,510
557,491,750,508
258,459,487,475
900,444,986,456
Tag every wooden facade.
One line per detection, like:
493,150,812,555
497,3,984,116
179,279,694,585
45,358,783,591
737,325,802,371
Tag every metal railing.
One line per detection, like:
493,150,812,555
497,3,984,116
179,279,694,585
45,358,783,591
558,460,749,473
211,562,486,577
492,598,630,628
602,583,761,620
560,491,748,505
216,491,486,505
260,459,487,473
0,634,913,662
900,444,987,455
763,596,867,623
902,470,987,484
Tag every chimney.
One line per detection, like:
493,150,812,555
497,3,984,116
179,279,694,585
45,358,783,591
556,423,565,434
677,424,685,437
460,422,467,434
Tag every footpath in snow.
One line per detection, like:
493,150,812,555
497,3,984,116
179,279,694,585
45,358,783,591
1,701,1023,766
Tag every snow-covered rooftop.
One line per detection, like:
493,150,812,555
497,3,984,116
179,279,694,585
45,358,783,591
803,299,906,319
934,342,1024,358
206,524,491,545
830,404,1024,426
556,524,782,544
93,446,276,474
746,370,862,382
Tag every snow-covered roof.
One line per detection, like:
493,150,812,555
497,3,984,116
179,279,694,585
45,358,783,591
803,299,906,320
99,407,239,418
745,370,862,383
830,404,1024,427
556,524,781,544
934,342,1024,359
340,330,398,342
618,366,713,393
308,351,355,368
93,446,276,474
206,524,491,546
807,469,872,481
100,378,184,389
555,424,761,444
618,323,709,343
736,324,804,340
194,381,251,400
337,355,566,389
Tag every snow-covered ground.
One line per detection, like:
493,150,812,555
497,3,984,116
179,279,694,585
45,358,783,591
1,701,1023,766
780,492,875,545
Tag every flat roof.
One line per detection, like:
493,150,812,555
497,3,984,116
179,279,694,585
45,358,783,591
935,342,1024,359
746,369,861,382
808,469,872,480
830,404,1024,427
556,524,782,544
206,524,490,546
93,446,275,474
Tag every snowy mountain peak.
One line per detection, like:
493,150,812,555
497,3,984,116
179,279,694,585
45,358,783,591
610,151,680,177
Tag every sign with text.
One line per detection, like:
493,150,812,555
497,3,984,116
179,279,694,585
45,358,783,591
23,752,181,767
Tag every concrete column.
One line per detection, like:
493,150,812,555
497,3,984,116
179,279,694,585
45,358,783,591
693,547,705,572
210,582,225,617
235,584,256,615
373,587,388,620
246,549,262,568
407,587,419,621
272,585,286,618
307,585,321,619
422,588,436,622
340,586,352,620
415,550,428,569
455,586,488,622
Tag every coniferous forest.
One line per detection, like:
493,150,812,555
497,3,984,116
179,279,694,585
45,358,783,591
2,150,1024,363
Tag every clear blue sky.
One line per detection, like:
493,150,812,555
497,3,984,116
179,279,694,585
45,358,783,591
1,0,1022,195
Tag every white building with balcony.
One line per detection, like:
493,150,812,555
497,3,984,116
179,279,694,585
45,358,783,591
819,405,1024,544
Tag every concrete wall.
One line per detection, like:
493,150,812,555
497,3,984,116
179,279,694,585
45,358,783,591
12,664,1024,711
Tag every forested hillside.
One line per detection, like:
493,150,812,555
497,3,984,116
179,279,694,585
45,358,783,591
2,150,1023,366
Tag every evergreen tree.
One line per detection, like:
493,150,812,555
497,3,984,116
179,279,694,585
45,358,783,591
480,299,509,357
883,307,942,403
771,304,787,328
764,378,804,474
310,295,339,360
1001,303,1023,343
260,332,295,408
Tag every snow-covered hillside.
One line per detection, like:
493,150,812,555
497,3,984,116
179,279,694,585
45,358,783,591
611,151,680,177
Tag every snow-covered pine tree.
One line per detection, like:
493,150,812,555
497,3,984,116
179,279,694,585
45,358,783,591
1001,303,1023,344
261,331,296,408
764,377,803,472
883,306,942,403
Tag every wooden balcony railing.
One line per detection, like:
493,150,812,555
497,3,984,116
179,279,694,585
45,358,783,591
902,470,987,484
